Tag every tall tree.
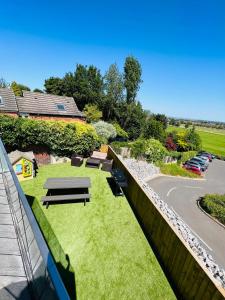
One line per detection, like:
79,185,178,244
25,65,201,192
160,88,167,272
11,81,30,96
87,65,103,106
124,56,142,103
103,63,124,120
73,64,103,110
44,77,63,95
73,64,89,110
63,72,76,97
118,101,146,140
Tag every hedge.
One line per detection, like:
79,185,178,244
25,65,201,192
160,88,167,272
0,115,99,156
201,194,225,225
178,151,197,164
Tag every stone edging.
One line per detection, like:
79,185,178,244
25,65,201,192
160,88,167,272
197,199,225,230
117,155,225,288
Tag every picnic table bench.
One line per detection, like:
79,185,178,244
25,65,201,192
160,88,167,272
42,177,91,208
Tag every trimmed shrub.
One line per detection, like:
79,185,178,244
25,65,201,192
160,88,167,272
110,141,130,154
169,151,182,160
201,194,225,225
165,136,177,151
83,104,102,123
130,139,146,159
0,114,99,156
130,138,168,163
144,139,168,163
178,151,197,164
93,121,117,143
111,122,128,139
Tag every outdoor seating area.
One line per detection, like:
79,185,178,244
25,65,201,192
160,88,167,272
71,151,113,172
21,162,176,300
71,154,83,167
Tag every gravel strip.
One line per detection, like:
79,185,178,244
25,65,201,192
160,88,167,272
121,157,225,288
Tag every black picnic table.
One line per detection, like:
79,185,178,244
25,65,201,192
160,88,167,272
42,177,91,207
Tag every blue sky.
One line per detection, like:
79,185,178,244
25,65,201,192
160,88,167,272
0,0,225,121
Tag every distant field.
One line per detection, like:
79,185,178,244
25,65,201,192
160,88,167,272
195,126,225,135
167,126,225,156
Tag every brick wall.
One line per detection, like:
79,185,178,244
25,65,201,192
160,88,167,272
0,112,18,117
29,115,86,123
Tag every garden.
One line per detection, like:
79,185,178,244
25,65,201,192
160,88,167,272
21,162,176,300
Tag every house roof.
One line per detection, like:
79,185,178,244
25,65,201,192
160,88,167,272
0,88,18,112
17,91,84,117
8,150,34,165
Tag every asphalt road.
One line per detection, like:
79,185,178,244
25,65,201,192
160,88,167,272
147,159,225,269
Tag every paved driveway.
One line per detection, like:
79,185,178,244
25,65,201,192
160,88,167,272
147,159,225,269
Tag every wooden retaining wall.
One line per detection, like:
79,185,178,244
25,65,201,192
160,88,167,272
108,147,225,300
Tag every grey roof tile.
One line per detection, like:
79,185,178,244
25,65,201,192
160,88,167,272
17,91,84,117
0,88,18,112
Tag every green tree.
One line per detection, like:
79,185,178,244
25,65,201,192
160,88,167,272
72,65,89,109
63,72,77,97
11,81,30,96
73,64,103,110
87,65,103,106
33,88,44,93
185,127,202,151
124,56,142,103
44,77,63,95
102,63,124,120
142,118,166,143
169,118,176,126
153,114,168,130
118,101,146,140
83,104,102,123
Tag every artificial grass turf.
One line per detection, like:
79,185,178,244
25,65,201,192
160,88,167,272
21,163,176,300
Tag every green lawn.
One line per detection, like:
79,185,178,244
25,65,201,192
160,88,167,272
167,126,225,156
21,163,176,300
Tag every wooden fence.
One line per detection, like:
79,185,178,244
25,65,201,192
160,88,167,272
108,147,225,300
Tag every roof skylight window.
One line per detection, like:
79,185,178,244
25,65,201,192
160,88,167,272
57,104,65,111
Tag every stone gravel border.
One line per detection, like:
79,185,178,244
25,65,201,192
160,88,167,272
121,157,225,288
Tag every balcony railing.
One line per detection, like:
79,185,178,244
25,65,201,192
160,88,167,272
0,139,70,300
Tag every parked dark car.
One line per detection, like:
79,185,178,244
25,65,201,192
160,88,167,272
198,151,213,161
196,154,211,163
184,161,206,171
189,157,208,168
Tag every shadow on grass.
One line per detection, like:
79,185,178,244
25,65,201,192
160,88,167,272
106,177,125,197
26,195,77,300
106,177,117,196
120,189,180,299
